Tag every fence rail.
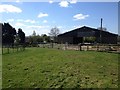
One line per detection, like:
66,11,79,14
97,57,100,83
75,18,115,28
2,43,120,54
2,45,25,54
38,43,120,53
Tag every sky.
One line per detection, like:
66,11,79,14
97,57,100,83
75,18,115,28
0,0,119,36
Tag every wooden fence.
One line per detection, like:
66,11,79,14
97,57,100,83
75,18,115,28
38,43,120,53
2,45,25,54
2,43,119,54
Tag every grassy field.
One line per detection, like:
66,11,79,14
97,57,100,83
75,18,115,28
2,47,118,88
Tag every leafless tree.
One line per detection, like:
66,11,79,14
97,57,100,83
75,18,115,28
49,27,60,42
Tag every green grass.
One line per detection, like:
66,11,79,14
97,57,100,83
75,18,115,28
2,47,118,88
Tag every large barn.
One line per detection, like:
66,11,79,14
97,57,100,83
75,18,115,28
57,26,118,44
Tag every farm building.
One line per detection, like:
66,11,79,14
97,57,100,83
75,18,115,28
57,26,118,44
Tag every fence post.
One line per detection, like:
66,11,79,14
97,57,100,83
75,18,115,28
13,44,14,53
52,42,53,48
87,45,89,51
17,45,18,52
65,42,68,50
7,45,9,54
2,45,3,54
78,43,81,51
97,44,99,51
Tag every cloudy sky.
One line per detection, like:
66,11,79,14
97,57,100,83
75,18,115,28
0,0,118,36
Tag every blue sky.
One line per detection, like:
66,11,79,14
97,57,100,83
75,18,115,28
0,1,118,36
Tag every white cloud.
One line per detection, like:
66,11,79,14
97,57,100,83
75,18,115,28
17,19,23,22
16,19,36,24
11,22,50,36
49,0,54,4
25,25,50,36
73,14,89,20
43,20,48,23
16,0,20,3
73,25,84,29
26,25,43,29
38,12,48,18
0,4,22,13
13,23,50,36
25,19,35,23
69,0,77,4
15,22,26,27
16,0,23,4
58,26,63,29
6,19,14,22
26,25,49,30
59,1,69,7
72,25,96,29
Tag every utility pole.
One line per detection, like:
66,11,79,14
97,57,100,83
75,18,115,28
101,18,103,30
100,18,103,44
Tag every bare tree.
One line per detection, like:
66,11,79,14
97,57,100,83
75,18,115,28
49,27,60,42
32,30,36,36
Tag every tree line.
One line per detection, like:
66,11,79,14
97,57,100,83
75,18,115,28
2,23,25,53
26,27,60,47
2,23,60,49
26,32,51,47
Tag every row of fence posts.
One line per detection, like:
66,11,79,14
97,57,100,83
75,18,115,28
41,43,91,51
2,45,25,54
30,42,119,52
48,42,118,52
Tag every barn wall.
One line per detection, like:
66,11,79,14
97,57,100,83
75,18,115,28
73,37,83,44
101,37,117,44
58,26,118,44
57,37,73,44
